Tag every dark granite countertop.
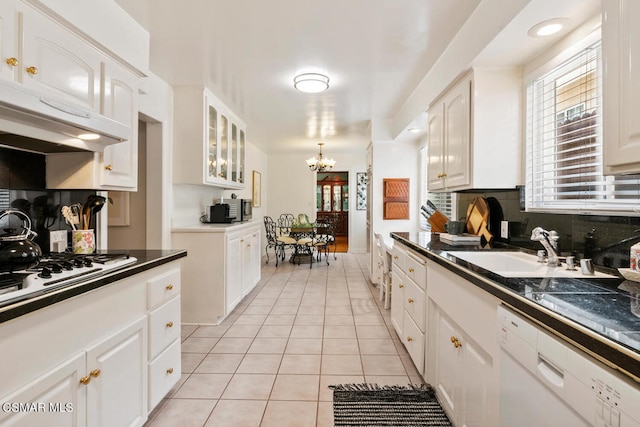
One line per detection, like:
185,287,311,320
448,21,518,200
390,231,640,383
0,249,187,324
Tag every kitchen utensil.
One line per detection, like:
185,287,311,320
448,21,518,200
465,196,492,242
421,204,435,216
0,209,42,272
427,200,439,213
61,206,76,230
82,195,107,230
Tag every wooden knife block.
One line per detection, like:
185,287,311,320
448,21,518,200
428,210,448,232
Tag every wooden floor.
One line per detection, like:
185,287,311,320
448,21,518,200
334,236,348,253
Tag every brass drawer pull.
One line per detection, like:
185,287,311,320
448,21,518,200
90,369,101,378
406,336,413,342
79,376,91,385
408,267,414,273
166,321,174,328
26,66,38,75
166,284,174,290
6,57,18,67
166,368,174,374
407,298,414,304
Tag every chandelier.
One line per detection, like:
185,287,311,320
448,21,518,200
306,143,336,172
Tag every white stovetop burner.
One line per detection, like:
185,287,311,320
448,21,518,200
0,254,137,307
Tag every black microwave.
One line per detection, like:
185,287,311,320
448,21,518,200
228,199,252,222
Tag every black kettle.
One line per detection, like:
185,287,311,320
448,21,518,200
0,209,42,272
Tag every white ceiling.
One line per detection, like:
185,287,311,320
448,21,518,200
114,0,601,155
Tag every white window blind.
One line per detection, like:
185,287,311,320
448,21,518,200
525,40,640,213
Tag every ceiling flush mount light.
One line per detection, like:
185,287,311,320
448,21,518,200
528,18,569,38
78,133,100,140
306,142,335,172
294,73,329,93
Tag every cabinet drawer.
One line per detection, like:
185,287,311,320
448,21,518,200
148,268,181,309
402,311,425,375
390,245,406,271
405,251,426,289
148,338,181,411
148,297,181,358
404,279,426,332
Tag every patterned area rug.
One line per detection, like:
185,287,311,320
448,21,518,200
330,383,452,427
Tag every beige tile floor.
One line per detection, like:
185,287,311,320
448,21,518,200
144,253,422,427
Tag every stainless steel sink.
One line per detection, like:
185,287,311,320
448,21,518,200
451,251,616,278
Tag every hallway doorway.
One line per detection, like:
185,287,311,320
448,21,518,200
316,172,348,252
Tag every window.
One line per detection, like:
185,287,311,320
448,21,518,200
525,39,640,213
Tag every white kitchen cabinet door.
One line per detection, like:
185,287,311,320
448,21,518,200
603,0,640,174
0,1,19,83
427,75,471,191
100,61,138,190
461,333,494,427
20,1,101,112
244,228,261,296
434,308,461,421
443,79,471,189
390,269,405,338
225,233,244,313
86,316,147,427
0,353,86,427
427,103,446,190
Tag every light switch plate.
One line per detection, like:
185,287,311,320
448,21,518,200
500,221,509,239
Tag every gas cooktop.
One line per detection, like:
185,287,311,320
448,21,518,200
0,253,137,307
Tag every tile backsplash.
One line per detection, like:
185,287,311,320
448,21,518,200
0,147,95,252
456,189,640,269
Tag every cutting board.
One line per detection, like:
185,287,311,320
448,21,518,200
466,197,492,242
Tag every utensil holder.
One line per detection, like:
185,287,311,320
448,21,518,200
72,230,95,254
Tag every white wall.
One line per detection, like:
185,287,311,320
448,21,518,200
370,139,421,241
268,150,368,253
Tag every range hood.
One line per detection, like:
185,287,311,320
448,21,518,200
0,79,130,153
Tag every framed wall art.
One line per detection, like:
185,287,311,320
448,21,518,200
356,172,367,210
252,170,261,207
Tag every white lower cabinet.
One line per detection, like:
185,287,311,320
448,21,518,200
0,260,183,427
389,246,426,375
85,317,147,427
172,221,261,324
426,260,499,427
0,317,147,427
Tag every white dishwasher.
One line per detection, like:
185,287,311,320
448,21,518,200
497,305,640,427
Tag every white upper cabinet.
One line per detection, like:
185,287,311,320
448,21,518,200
602,0,640,174
100,61,138,189
1,0,101,112
427,68,522,191
173,87,247,189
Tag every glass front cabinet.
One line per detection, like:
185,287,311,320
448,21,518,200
174,87,246,189
316,173,349,236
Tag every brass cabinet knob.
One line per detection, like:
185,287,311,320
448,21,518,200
450,336,462,348
79,376,91,385
90,369,101,378
166,321,174,328
408,267,414,273
399,284,404,289
406,336,413,342
393,255,398,260
6,57,18,67
26,66,38,75
105,164,113,171
166,368,174,374
166,284,174,290
450,336,456,343
407,298,414,304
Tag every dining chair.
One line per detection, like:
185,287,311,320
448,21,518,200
374,233,391,309
263,216,284,266
277,213,298,260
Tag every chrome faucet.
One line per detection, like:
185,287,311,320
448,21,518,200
530,227,561,266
